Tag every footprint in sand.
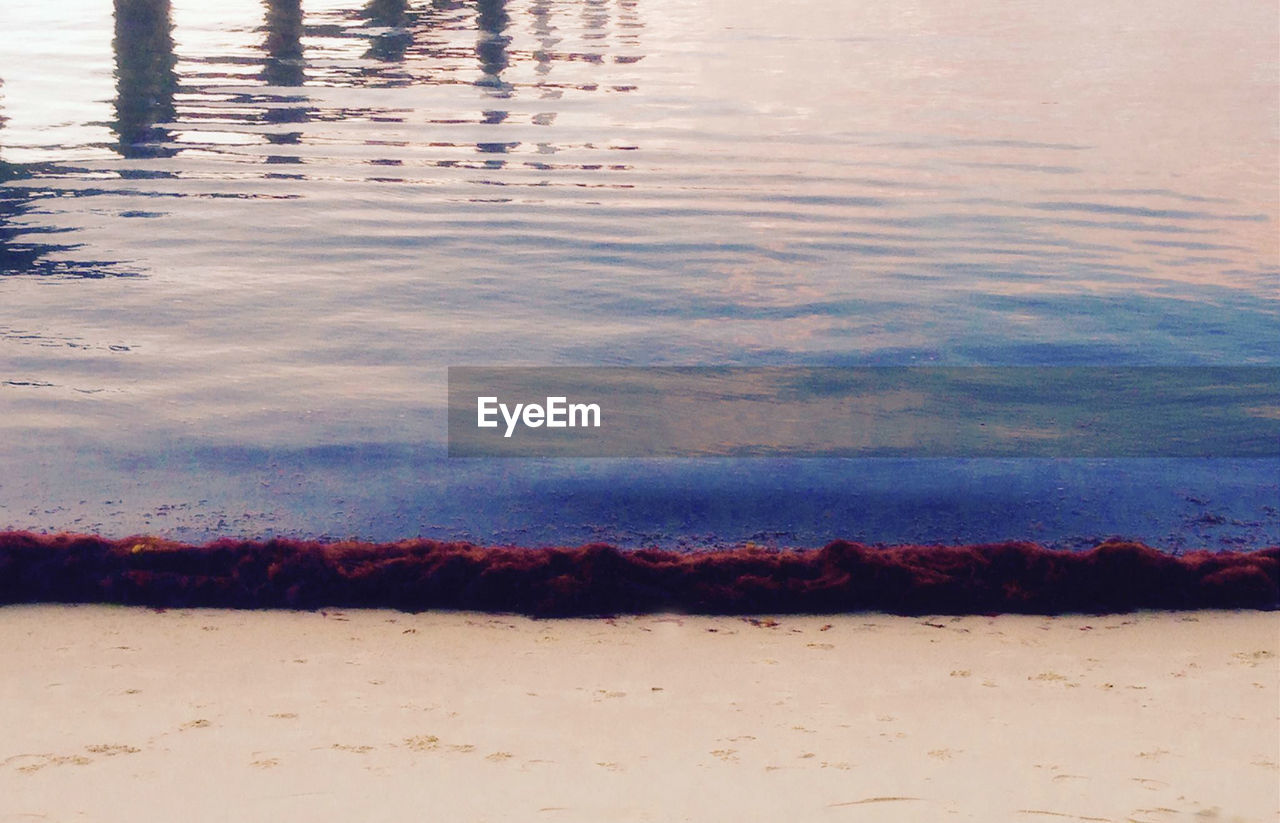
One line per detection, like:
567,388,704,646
84,744,140,756
329,744,374,754
1127,807,1183,821
1231,650,1275,667
9,754,93,773
1130,777,1169,790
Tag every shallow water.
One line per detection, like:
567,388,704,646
1,0,1277,548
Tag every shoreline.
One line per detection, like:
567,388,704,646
1,605,1276,822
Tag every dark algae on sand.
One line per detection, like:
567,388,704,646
1,531,1275,617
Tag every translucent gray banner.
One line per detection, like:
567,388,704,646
447,367,1279,458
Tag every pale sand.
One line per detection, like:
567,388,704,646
0,607,1276,823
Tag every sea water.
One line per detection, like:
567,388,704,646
1,0,1276,548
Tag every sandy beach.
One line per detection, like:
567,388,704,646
1,606,1275,822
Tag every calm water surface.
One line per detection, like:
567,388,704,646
1,0,1277,547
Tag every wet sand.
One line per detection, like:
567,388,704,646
1,606,1276,822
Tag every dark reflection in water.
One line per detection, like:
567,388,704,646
1,82,133,279
102,0,642,171
0,85,30,274
580,0,608,44
3,0,649,277
0,160,45,276
112,0,177,159
262,0,306,88
476,0,513,153
349,0,473,88
475,0,512,92
0,0,174,280
530,0,555,78
361,0,415,63
261,0,310,157
0,178,138,279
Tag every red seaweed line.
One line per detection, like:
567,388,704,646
0,531,1276,617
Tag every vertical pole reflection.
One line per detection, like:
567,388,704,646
362,0,414,63
261,0,309,153
615,0,643,47
529,0,557,85
475,0,512,94
529,0,559,145
262,0,306,88
112,0,178,159
476,0,512,155
581,0,609,48
365,0,411,26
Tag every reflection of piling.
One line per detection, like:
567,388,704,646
362,0,414,63
112,0,177,158
581,0,609,46
616,0,642,47
261,0,308,141
263,0,306,87
530,0,555,80
365,0,410,25
476,0,511,88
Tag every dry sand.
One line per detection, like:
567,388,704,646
1,606,1276,823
